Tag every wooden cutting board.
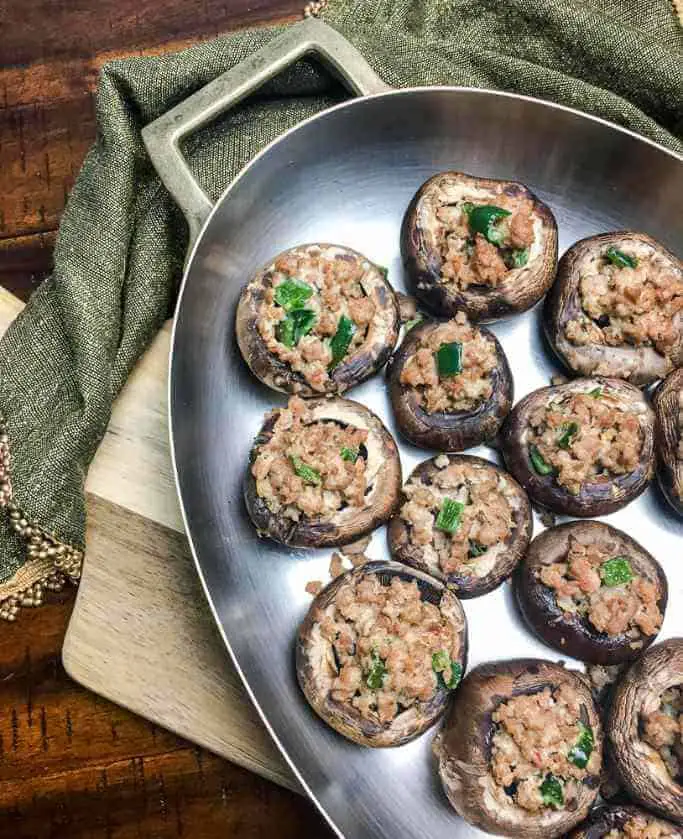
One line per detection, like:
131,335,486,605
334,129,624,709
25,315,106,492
0,287,298,794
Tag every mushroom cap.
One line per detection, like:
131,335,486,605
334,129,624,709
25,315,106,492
387,453,532,598
653,368,683,517
515,520,667,664
437,658,602,838
235,243,400,396
607,638,683,824
401,171,558,322
244,398,402,547
544,232,683,386
296,560,468,747
567,804,683,838
500,377,655,516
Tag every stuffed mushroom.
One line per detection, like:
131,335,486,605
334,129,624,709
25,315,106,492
500,377,655,516
401,171,558,321
568,804,682,838
387,453,532,598
244,396,401,547
608,639,683,824
387,312,513,451
437,658,602,838
515,521,667,665
296,560,467,747
653,368,683,517
545,232,683,386
236,243,400,396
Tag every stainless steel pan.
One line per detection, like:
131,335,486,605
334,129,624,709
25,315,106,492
142,19,683,839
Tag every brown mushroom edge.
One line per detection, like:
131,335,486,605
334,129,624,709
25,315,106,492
544,232,683,387
436,659,602,838
515,521,667,665
567,804,682,838
387,454,532,598
654,368,683,517
400,171,558,322
500,377,655,517
235,243,400,397
608,639,683,824
244,398,402,547
387,319,514,451
296,560,468,747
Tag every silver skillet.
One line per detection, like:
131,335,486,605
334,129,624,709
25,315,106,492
142,19,683,839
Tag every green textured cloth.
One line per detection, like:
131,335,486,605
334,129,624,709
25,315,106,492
0,0,681,586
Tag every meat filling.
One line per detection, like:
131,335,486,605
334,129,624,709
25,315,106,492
605,815,681,838
399,456,515,577
490,686,594,812
257,249,381,392
678,390,683,500
252,397,369,521
642,686,683,783
314,575,462,724
565,251,683,356
399,313,498,413
527,391,643,495
538,536,662,639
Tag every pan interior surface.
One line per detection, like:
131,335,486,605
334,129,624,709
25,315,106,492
170,89,683,839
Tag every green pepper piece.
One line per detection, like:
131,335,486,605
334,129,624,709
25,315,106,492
568,722,594,769
432,651,462,689
442,661,463,690
274,278,314,311
600,556,634,587
329,315,356,369
606,247,638,269
276,308,316,348
366,650,387,690
340,447,359,463
289,455,321,485
588,387,603,398
511,247,529,268
436,341,463,377
558,422,579,450
529,445,554,476
466,205,511,246
404,315,423,333
432,650,450,673
435,498,465,533
540,774,564,809
468,540,488,558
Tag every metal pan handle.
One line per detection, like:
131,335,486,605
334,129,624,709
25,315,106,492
142,18,391,247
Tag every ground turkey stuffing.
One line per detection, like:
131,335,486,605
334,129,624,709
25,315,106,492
527,391,642,495
399,456,515,577
605,815,682,838
678,390,683,500
538,537,662,639
436,193,536,290
565,250,683,356
399,313,498,413
642,686,683,783
252,397,369,521
257,249,380,392
315,574,461,724
490,686,595,812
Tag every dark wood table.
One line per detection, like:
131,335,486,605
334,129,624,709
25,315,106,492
0,2,334,835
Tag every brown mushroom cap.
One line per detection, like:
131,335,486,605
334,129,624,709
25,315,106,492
654,368,683,517
437,658,602,838
607,638,683,824
567,804,682,838
500,377,655,517
544,232,683,386
387,318,513,451
296,560,468,747
244,398,402,547
401,171,558,322
387,454,532,598
515,521,667,665
235,243,400,397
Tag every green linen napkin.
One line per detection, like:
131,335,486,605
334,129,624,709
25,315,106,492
0,0,681,617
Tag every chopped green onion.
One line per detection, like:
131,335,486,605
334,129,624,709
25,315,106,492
340,447,359,463
540,774,564,809
600,556,634,587
568,722,594,769
276,308,316,347
588,387,603,398
329,315,356,369
289,455,321,485
432,650,450,673
435,498,465,533
274,278,314,311
468,540,488,558
465,204,511,246
558,422,579,450
436,341,463,377
606,247,638,269
529,445,554,476
404,315,423,332
366,650,387,690
432,651,462,689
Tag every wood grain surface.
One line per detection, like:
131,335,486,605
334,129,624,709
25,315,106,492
0,2,334,836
